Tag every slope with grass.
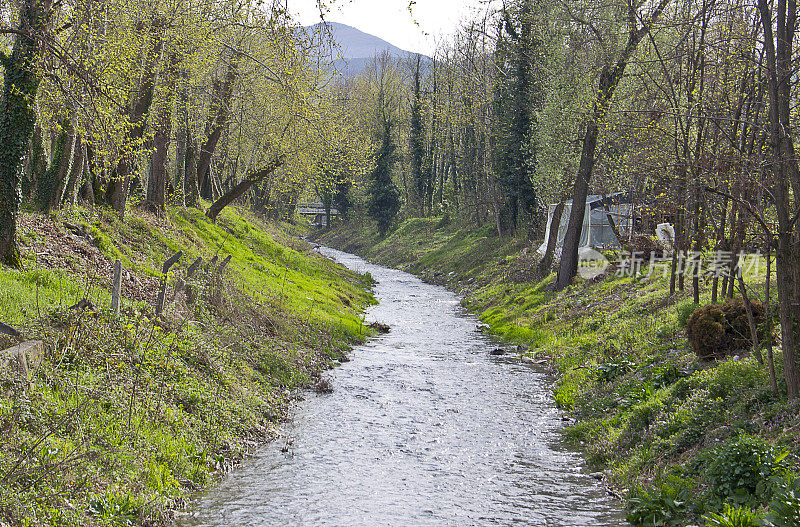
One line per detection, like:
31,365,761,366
0,206,375,527
316,218,800,526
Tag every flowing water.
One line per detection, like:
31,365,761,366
182,248,627,526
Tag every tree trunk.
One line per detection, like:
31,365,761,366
198,54,238,200
146,54,179,212
63,135,85,206
758,0,800,397
555,0,671,290
766,242,778,394
105,23,164,218
539,199,565,276
174,68,188,207
711,186,729,303
184,135,200,208
206,154,286,221
147,114,170,212
0,0,56,267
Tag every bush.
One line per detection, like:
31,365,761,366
627,476,694,526
705,357,769,400
701,434,789,507
630,234,666,256
686,298,765,360
762,477,800,527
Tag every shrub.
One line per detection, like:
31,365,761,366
705,357,769,400
686,299,765,360
626,476,694,527
630,234,666,257
702,504,762,527
87,490,140,525
762,477,800,527
596,360,636,383
701,434,789,507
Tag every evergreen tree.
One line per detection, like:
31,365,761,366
494,0,544,236
368,119,401,236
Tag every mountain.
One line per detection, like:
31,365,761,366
305,22,426,76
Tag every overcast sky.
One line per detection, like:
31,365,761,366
288,0,494,56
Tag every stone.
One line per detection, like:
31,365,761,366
369,322,390,333
0,340,44,383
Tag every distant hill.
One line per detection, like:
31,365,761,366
304,21,427,76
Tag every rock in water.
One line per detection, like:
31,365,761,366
369,322,390,333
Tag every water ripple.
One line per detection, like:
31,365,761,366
181,248,627,527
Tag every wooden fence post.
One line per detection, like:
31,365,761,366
111,260,122,315
156,251,182,316
174,257,203,301
218,255,233,273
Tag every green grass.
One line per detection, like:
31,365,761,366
0,205,375,526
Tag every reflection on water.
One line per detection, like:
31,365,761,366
181,248,627,527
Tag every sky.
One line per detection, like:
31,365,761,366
288,0,494,56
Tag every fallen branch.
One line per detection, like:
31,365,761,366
206,154,287,221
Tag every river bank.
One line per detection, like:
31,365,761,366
313,218,800,525
0,206,374,526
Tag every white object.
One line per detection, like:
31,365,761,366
656,223,675,253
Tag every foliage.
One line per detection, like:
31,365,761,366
699,435,790,507
626,476,693,526
761,476,800,527
702,504,763,527
0,206,374,525
367,120,401,236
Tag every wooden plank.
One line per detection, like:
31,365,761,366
187,257,203,278
156,251,183,315
162,251,183,274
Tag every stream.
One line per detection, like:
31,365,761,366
181,247,627,526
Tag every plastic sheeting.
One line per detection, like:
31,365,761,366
537,200,633,255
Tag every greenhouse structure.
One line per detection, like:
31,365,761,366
536,193,634,255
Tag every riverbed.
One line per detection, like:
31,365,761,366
181,247,627,526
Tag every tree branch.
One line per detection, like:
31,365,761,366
704,186,773,235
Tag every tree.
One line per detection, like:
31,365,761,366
0,0,58,267
756,0,800,397
409,54,426,215
494,0,543,237
555,0,672,290
368,119,401,236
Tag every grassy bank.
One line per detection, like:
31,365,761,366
0,206,374,527
316,218,800,526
